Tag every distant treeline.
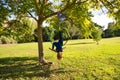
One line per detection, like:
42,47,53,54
0,26,120,44
0,20,120,44
102,29,120,38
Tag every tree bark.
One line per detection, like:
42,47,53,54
37,20,44,63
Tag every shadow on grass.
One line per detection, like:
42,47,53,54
0,57,74,79
68,42,95,45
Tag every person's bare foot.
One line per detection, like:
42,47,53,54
49,48,56,52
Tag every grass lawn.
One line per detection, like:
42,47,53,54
0,37,120,80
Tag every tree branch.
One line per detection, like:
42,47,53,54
27,11,38,21
99,0,109,10
73,0,89,5
44,0,89,20
43,0,48,4
106,0,114,9
33,0,40,15
81,0,89,3
44,0,74,19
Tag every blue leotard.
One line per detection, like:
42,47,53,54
52,31,63,52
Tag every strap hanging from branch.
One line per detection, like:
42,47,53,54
57,11,66,31
56,11,70,46
57,12,66,22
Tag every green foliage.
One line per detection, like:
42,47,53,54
103,28,120,38
46,2,95,39
91,23,103,44
114,29,120,36
0,1,10,25
64,3,94,38
0,36,11,44
34,26,70,42
42,27,50,42
69,26,81,39
0,36,17,44
103,22,120,38
92,28,102,45
1,18,36,43
1,0,120,43
103,29,114,38
17,18,36,43
114,10,120,28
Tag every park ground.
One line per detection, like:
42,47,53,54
0,37,120,80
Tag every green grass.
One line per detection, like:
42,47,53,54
0,37,120,80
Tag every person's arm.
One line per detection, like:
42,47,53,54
52,42,55,50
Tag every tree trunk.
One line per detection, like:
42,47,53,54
37,20,44,62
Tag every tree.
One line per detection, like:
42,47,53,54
92,29,102,45
103,29,114,38
0,0,10,26
103,22,120,38
114,10,120,29
1,18,36,43
1,0,120,64
92,28,102,45
91,23,103,45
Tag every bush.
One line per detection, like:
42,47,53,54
0,36,9,44
0,39,2,44
9,37,17,44
92,29,102,45
0,36,17,44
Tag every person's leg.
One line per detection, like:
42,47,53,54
58,31,63,52
56,31,63,59
49,42,58,52
52,42,57,50
58,31,63,45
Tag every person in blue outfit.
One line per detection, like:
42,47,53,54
50,31,63,60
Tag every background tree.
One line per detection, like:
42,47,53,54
103,22,120,38
0,18,36,43
0,0,10,26
91,23,103,45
